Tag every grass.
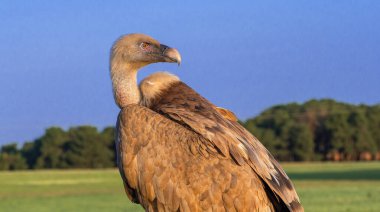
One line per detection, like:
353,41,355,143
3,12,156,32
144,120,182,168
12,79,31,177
283,162,380,211
0,162,379,211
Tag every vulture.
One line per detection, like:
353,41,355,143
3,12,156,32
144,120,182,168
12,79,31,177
110,33,303,212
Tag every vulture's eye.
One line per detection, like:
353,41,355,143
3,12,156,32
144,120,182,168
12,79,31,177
140,42,150,50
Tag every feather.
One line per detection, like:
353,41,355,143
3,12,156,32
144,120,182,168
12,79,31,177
111,33,303,212
147,81,303,211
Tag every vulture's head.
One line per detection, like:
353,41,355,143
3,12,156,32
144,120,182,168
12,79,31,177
111,33,181,70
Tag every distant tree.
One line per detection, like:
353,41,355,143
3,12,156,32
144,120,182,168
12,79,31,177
287,124,314,161
101,127,117,167
1,99,379,170
323,113,353,160
1,143,18,154
0,143,27,170
244,99,380,161
366,106,380,154
35,127,69,169
21,141,40,169
252,128,280,154
348,112,377,157
64,126,114,168
244,107,295,161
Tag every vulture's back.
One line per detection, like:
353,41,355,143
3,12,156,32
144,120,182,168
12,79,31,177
116,73,303,211
117,105,281,211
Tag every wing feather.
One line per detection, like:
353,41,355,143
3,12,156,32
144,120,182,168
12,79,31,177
117,82,303,211
151,82,303,211
118,104,290,211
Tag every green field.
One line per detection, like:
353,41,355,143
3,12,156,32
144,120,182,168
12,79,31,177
0,162,379,212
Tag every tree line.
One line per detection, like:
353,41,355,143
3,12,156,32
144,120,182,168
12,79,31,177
243,99,380,161
1,99,379,170
0,126,115,170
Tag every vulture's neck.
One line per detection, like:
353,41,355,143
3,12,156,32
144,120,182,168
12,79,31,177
111,62,141,108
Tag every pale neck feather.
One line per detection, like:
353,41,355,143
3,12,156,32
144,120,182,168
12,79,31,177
111,61,141,108
139,72,180,107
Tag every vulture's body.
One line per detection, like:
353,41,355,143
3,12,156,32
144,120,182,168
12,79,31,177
110,34,303,212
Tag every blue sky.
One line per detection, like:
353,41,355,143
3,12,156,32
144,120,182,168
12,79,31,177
1,1,379,145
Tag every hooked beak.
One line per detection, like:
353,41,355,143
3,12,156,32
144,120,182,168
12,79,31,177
160,44,181,66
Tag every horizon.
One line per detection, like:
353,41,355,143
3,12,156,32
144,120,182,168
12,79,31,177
3,98,379,146
1,1,379,145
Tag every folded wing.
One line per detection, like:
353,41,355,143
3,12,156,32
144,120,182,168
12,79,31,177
150,82,303,211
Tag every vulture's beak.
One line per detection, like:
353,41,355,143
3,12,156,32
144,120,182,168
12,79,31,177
160,44,181,66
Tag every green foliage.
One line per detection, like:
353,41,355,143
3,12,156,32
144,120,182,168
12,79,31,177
1,143,18,154
0,143,27,170
101,127,117,167
0,126,115,170
0,98,379,170
244,99,380,161
21,141,40,169
288,124,314,161
35,127,69,169
63,126,114,168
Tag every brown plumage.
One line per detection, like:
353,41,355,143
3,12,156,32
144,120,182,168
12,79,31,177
215,107,239,122
110,33,303,212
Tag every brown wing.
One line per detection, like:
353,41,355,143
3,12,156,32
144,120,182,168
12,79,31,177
150,82,303,212
215,107,238,122
117,104,281,211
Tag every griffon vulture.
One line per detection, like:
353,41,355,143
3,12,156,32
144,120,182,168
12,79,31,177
110,33,303,212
